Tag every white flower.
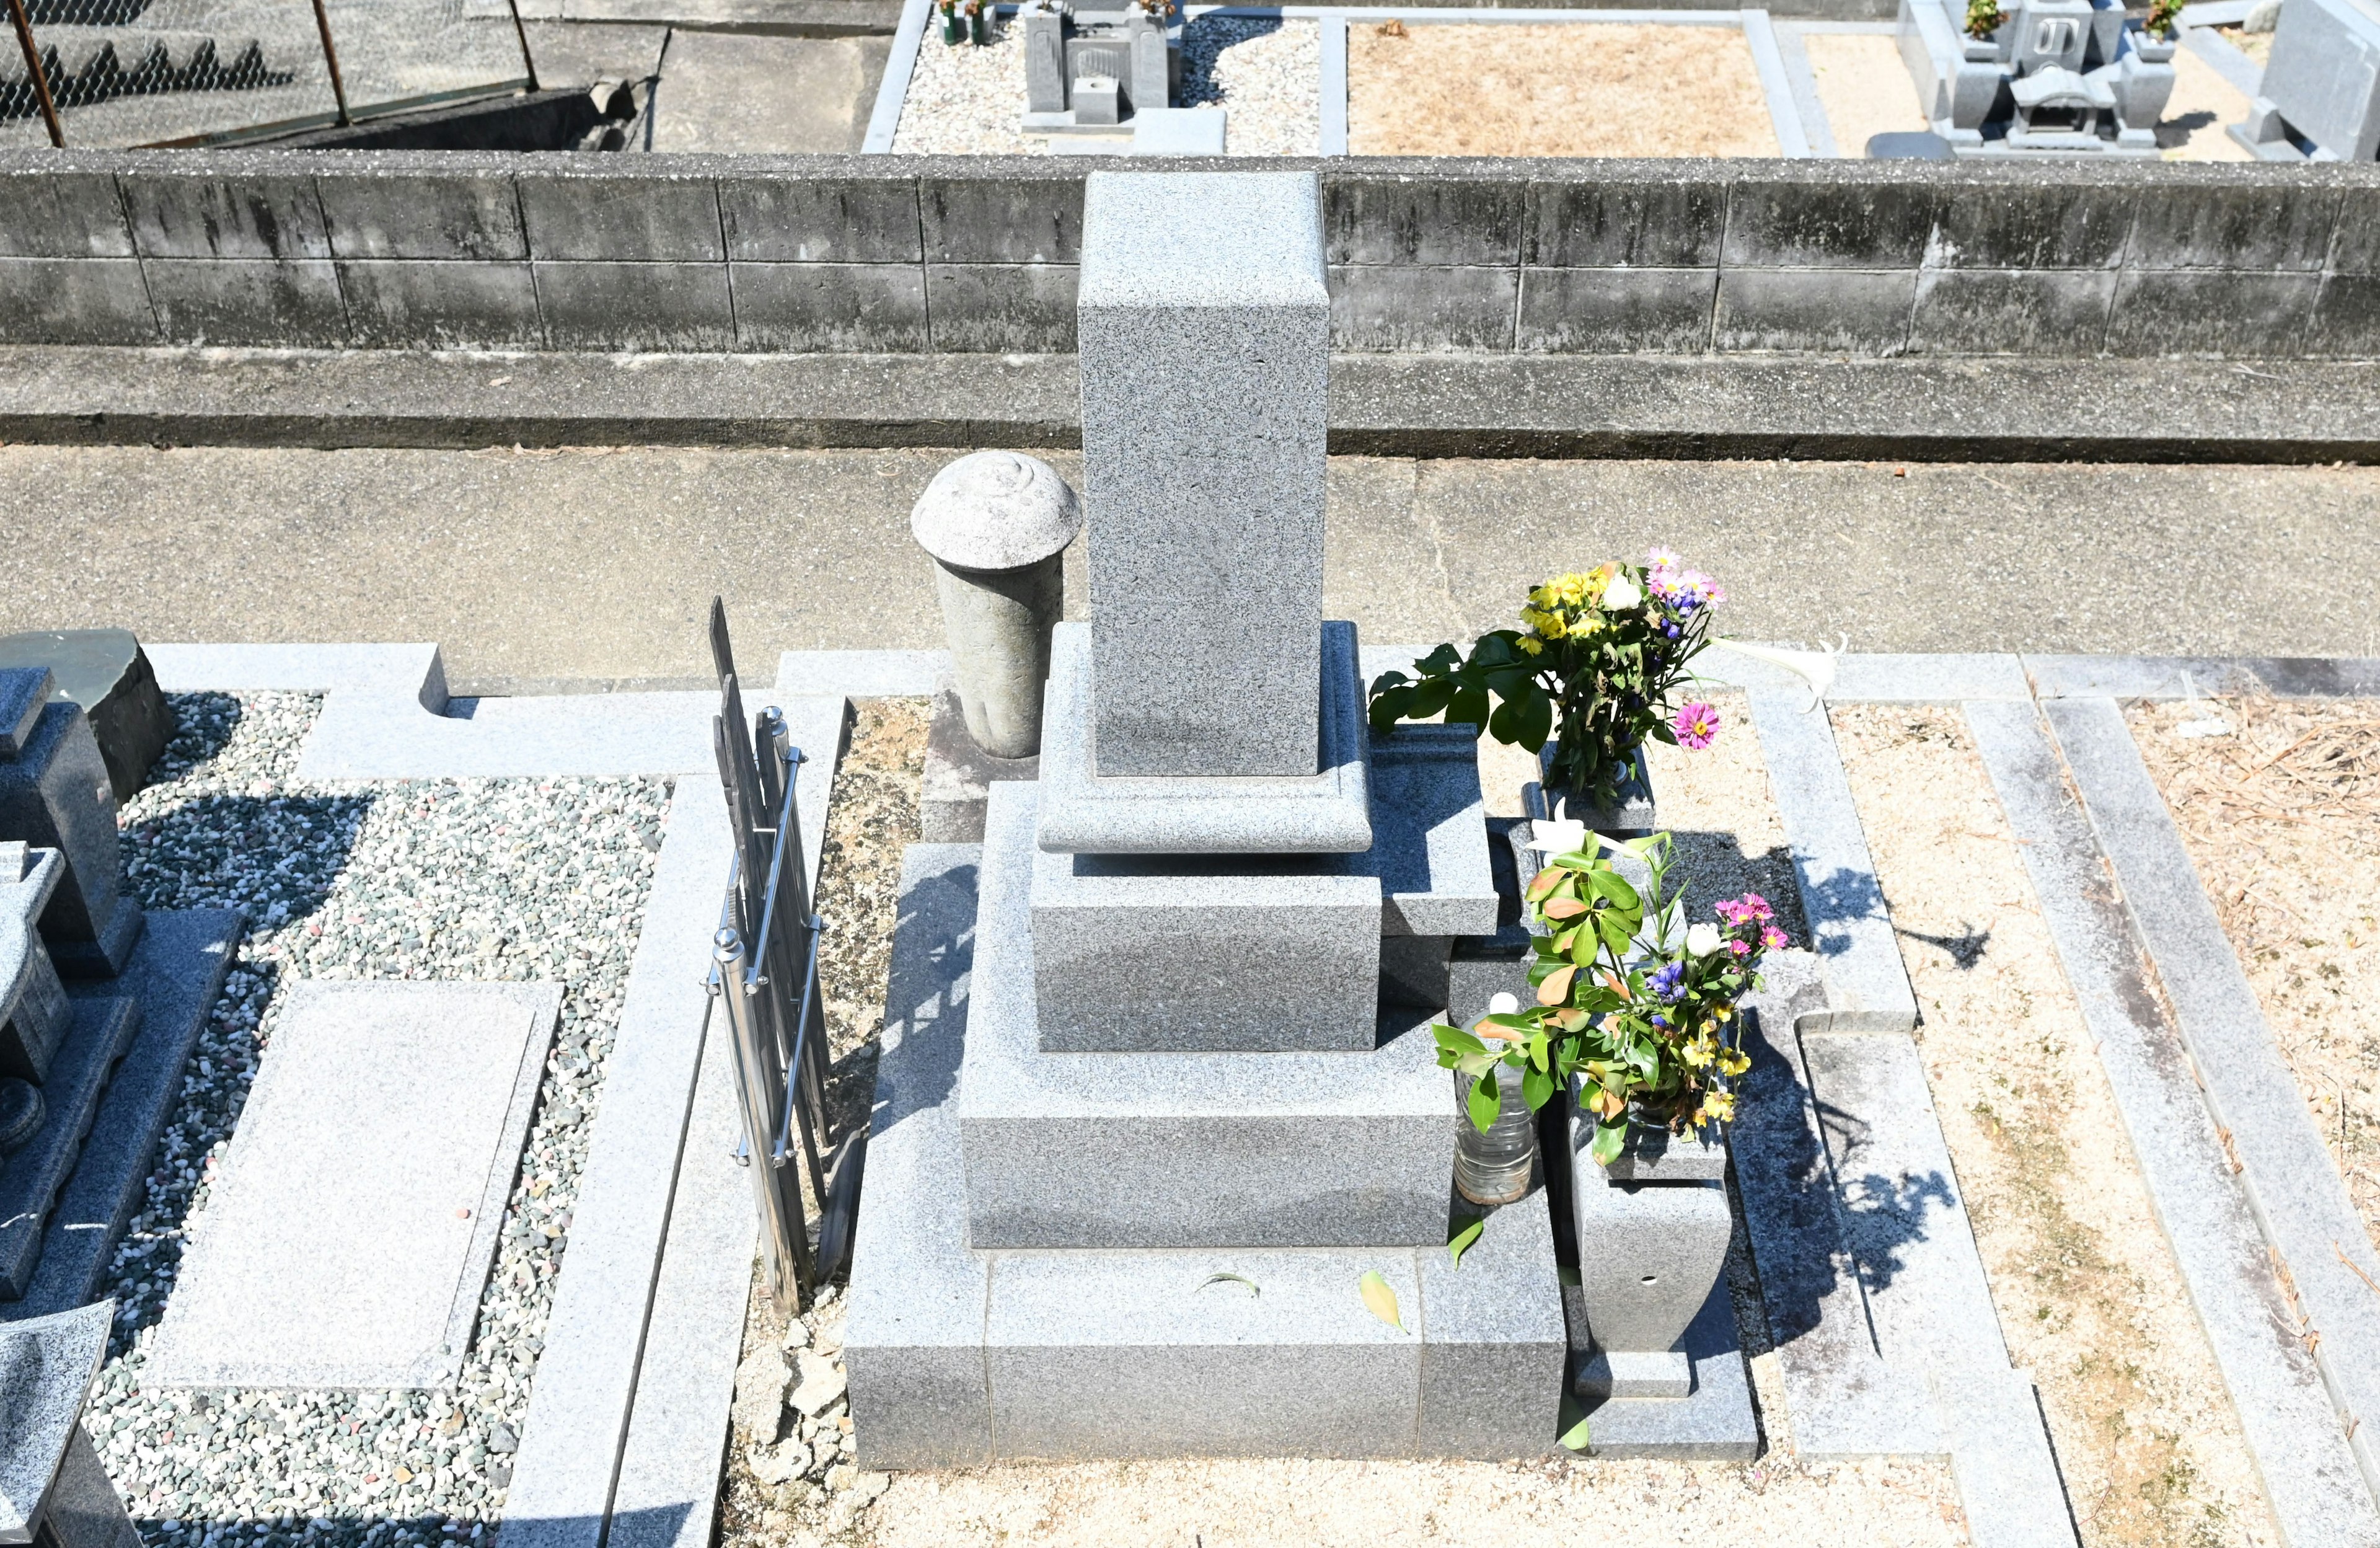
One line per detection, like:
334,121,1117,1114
1685,922,1722,957
1602,570,1643,610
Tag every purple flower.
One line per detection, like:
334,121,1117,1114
1646,962,1688,1002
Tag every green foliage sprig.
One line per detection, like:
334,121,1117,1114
1966,0,2005,37
1433,833,1787,1167
2144,0,2182,35
1368,554,1724,813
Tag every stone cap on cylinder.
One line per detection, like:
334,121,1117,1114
910,452,1083,573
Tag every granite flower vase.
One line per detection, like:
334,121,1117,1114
1531,742,1656,836
1570,1094,1733,1400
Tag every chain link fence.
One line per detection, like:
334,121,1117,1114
4,0,531,148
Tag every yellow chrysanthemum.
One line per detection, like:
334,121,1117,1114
1516,635,1543,657
1719,1048,1751,1077
1696,1090,1737,1124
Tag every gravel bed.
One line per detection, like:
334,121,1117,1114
891,13,1318,155
79,691,670,1548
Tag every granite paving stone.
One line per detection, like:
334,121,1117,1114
148,981,561,1389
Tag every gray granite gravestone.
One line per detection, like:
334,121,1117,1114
1077,171,1330,779
1020,0,1179,128
847,172,1747,1462
2232,0,2380,157
1897,0,2171,155
0,632,172,804
0,1301,141,1548
0,671,143,980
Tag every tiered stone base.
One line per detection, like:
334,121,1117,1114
847,833,1762,1464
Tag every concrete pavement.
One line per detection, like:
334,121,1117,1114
2,445,2371,691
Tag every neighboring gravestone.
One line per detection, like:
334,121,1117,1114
1076,172,1330,778
0,1301,141,1548
0,670,143,980
1897,0,2171,154
2233,0,2380,157
148,981,560,1387
0,632,172,803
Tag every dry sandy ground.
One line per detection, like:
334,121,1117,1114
2158,46,2256,160
1833,706,2278,1547
1805,32,1931,153
2127,698,2380,1254
1348,22,1780,157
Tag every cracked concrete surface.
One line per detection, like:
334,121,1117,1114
1,444,2373,688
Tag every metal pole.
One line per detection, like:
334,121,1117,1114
4,0,62,148
503,0,539,91
715,929,811,1317
306,0,350,126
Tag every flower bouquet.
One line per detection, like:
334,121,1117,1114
1434,831,1786,1166
1368,549,1728,820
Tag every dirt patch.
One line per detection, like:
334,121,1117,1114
2215,24,2273,68
2126,696,2380,1253
816,696,931,1145
2157,46,2255,160
1804,32,1929,154
1832,704,2280,1547
1347,22,1781,157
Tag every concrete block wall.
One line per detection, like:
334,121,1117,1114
4,151,2379,360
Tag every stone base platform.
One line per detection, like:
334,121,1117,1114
961,783,1449,1249
846,843,1572,1467
1565,1284,1760,1460
1,909,241,1316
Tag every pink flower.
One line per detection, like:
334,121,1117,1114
1647,546,1682,572
1728,939,1752,956
1736,893,1773,921
1763,924,1790,950
1674,701,1721,750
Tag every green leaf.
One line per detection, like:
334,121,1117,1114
1448,686,1492,735
1559,1413,1593,1452
1514,688,1553,751
1416,642,1463,674
1447,1217,1486,1268
1407,676,1456,720
1433,1020,1490,1058
1466,1070,1502,1132
1199,1272,1259,1296
1584,869,1641,909
1359,1270,1406,1332
1589,1120,1626,1167
1523,1063,1556,1111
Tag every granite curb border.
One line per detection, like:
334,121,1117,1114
2043,696,2380,1518
1967,699,2380,1546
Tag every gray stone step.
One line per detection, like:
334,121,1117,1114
847,843,1569,1467
2,909,240,1319
958,782,1451,1251
0,994,137,1301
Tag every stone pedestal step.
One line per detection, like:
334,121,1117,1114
0,996,137,1302
959,784,1450,1250
2,910,240,1319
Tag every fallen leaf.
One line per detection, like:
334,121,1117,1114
1359,1270,1405,1332
1559,1415,1592,1451
1448,1218,1485,1268
1199,1272,1259,1296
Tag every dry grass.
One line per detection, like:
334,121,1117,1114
1832,706,2279,1547
1347,22,1780,158
2127,697,2380,1252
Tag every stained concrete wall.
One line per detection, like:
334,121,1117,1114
4,151,2378,360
